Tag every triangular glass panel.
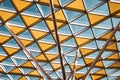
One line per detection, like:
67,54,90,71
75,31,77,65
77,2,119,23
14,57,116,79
4,39,19,48
112,18,120,28
64,9,82,21
23,4,41,17
101,77,107,80
43,63,52,70
92,28,108,38
47,46,58,53
115,31,120,41
0,25,10,35
77,58,85,65
70,24,87,34
84,0,102,10
105,69,116,75
72,14,90,25
59,0,72,6
18,30,33,39
31,20,49,31
92,3,109,15
30,51,41,57
21,68,33,74
111,70,120,76
27,42,41,52
27,76,39,80
8,15,25,26
66,49,81,57
52,58,60,63
91,68,101,73
65,56,75,62
38,4,59,17
0,74,10,79
65,65,71,72
0,0,16,11
96,40,106,49
78,67,87,73
2,58,14,65
101,51,113,59
96,18,112,29
3,65,14,72
86,51,99,59
108,76,117,80
0,47,7,56
9,74,21,80
40,34,55,43
83,41,97,49
77,28,93,38
49,72,57,78
58,25,72,35
61,46,74,53
86,75,92,80
62,38,76,47
103,60,115,67
13,50,27,58
12,58,26,66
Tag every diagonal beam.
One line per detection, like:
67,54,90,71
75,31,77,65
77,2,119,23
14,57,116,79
71,48,79,80
49,0,66,80
5,25,52,80
82,22,120,80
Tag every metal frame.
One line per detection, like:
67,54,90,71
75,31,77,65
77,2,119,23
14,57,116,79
82,22,120,80
5,25,53,80
49,0,66,79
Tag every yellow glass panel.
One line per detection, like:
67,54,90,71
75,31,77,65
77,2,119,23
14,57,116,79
12,0,32,11
99,31,115,40
19,76,27,80
10,68,22,74
84,58,94,65
106,43,117,50
95,69,105,75
0,67,3,72
21,15,40,27
38,0,59,6
53,33,71,43
47,9,66,21
109,2,120,14
0,0,3,3
20,39,33,46
91,75,102,80
38,42,55,51
0,10,16,22
88,13,106,25
95,61,104,67
29,70,40,76
0,35,10,44
21,61,34,68
51,63,61,70
80,48,95,56
75,73,84,79
75,37,92,46
45,20,64,31
36,54,47,62
70,65,82,70
30,30,48,40
109,62,120,68
106,53,119,60
65,0,85,11
8,25,25,35
45,54,58,61
0,55,6,61
3,46,19,55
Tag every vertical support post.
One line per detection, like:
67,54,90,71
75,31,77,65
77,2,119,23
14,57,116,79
82,22,120,80
49,0,66,79
5,25,52,80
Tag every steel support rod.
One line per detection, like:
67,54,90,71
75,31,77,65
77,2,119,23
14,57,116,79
5,25,52,80
49,0,66,79
71,48,79,80
82,22,120,80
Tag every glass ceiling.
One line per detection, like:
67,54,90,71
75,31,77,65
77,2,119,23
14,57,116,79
0,0,120,80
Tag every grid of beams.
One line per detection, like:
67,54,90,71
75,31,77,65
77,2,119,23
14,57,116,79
0,0,120,80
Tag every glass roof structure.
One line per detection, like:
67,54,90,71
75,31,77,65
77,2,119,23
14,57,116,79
0,0,120,80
